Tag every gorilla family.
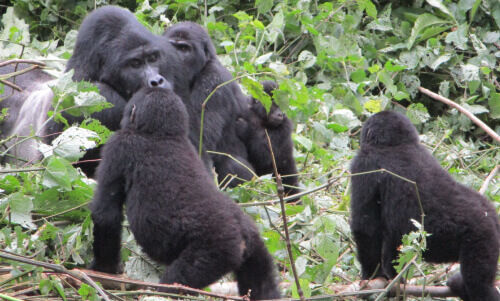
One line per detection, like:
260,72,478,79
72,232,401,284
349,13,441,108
350,111,500,301
163,21,254,187
90,84,281,300
1,7,269,186
236,81,300,196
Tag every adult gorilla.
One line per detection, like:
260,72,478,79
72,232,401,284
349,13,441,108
163,22,255,188
0,6,179,175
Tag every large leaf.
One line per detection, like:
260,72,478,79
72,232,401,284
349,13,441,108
407,14,451,49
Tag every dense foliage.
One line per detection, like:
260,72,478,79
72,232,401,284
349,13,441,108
0,0,499,299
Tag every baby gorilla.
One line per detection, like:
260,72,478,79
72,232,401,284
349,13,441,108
237,81,300,196
89,84,281,300
350,111,499,301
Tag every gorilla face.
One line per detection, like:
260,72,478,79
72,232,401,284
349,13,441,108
249,97,284,128
101,38,167,99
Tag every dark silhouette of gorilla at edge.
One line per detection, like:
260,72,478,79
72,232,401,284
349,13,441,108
163,22,255,188
350,111,499,301
236,81,300,196
90,84,281,300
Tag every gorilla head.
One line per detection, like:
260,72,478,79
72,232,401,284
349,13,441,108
121,82,188,137
66,6,175,99
360,110,420,147
249,81,285,128
163,21,217,85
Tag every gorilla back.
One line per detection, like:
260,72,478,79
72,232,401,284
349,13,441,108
90,85,281,300
350,111,499,301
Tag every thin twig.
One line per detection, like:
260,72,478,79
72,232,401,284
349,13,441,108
265,130,304,301
0,59,46,68
479,165,499,195
418,87,500,143
239,175,341,207
0,79,21,92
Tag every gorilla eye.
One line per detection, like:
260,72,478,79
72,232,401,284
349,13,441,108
148,54,158,63
129,59,142,68
252,98,259,104
170,40,191,52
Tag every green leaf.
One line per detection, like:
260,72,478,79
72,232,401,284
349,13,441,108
291,279,311,298
241,78,272,113
469,0,482,25
489,93,500,119
0,192,35,229
426,0,457,23
298,50,317,69
406,103,430,124
295,135,313,151
445,24,468,50
407,14,451,49
42,157,78,191
256,0,273,14
350,69,366,83
385,60,406,72
364,99,382,113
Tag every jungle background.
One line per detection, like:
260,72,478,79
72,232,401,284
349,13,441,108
0,0,499,300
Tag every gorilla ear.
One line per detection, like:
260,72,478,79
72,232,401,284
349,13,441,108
130,104,137,124
202,40,217,61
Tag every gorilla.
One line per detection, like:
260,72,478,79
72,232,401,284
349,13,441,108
0,6,177,175
90,84,281,300
236,81,300,196
163,22,255,188
350,111,500,301
57,6,175,175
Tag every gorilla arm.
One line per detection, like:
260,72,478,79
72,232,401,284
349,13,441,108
350,154,384,280
89,133,129,274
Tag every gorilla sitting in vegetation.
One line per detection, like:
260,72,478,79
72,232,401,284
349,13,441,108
1,6,178,175
163,21,255,188
60,5,176,176
350,111,500,301
236,81,300,196
89,84,281,300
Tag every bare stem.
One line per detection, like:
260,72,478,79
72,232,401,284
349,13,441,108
265,130,304,301
418,87,500,143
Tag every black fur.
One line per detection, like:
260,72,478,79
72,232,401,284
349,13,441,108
162,22,254,187
350,111,500,301
90,85,281,300
236,81,300,196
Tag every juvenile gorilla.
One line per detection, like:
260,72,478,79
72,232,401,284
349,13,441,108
236,81,300,196
90,85,281,300
350,111,500,301
163,22,254,187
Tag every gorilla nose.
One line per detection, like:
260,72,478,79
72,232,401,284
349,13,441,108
148,75,171,90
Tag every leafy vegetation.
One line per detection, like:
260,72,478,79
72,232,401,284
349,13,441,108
0,0,499,299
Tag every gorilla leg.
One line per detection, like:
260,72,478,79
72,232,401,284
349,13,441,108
158,240,243,293
448,233,500,301
235,238,282,300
